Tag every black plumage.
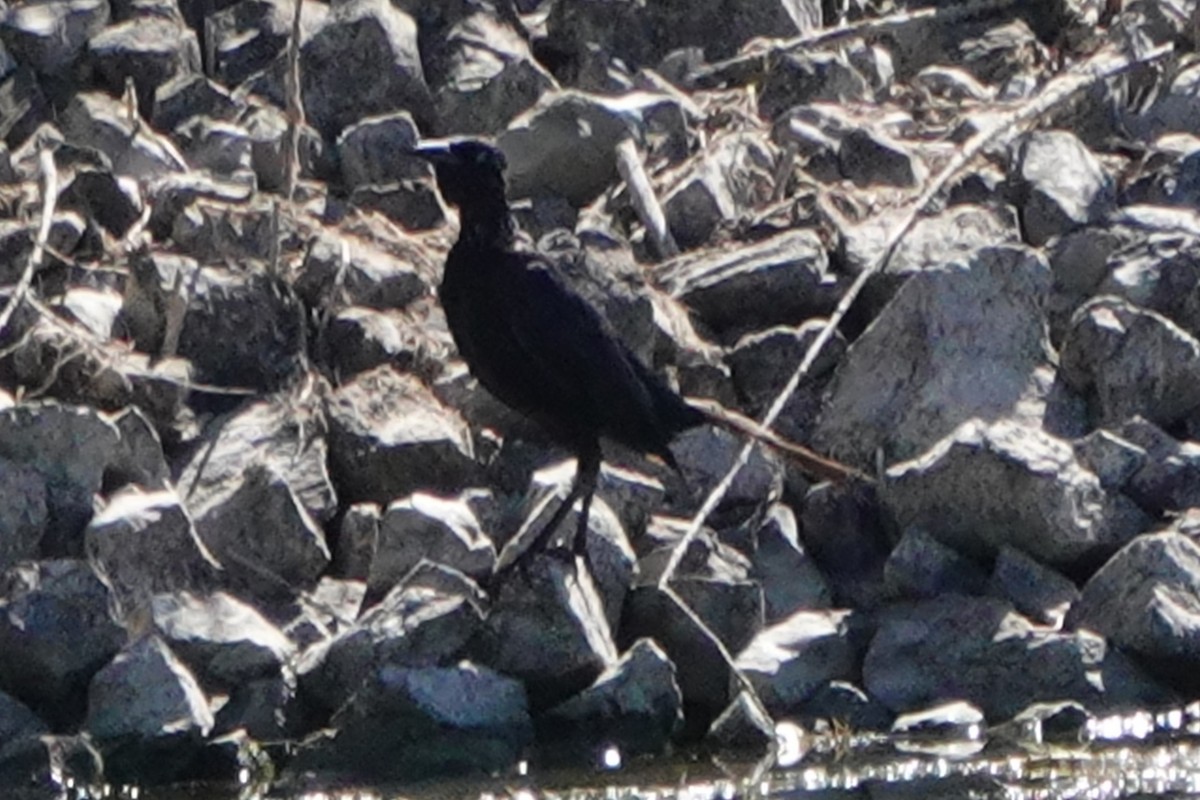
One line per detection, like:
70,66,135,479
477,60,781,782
411,138,856,570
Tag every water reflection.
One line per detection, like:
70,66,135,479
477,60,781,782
77,706,1200,800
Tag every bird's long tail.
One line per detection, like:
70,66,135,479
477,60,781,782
684,397,869,484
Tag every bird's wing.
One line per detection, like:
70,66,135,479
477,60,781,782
496,252,657,431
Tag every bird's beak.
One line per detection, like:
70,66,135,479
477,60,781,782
407,140,456,164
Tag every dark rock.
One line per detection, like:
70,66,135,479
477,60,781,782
838,128,924,188
57,167,142,237
208,0,328,86
428,11,555,136
85,15,201,115
0,69,52,148
326,366,477,504
987,545,1080,628
0,403,120,557
799,480,892,609
1126,436,1200,514
297,563,485,718
883,527,989,600
657,228,842,342
796,680,894,731
365,493,495,600
173,116,253,175
190,463,330,601
85,487,222,610
0,690,48,743
239,100,331,191
727,321,846,416
0,457,47,571
758,51,872,119
299,0,433,138
336,110,424,190
1,0,110,76
291,660,531,781
706,689,775,750
734,609,856,715
152,73,244,132
476,555,616,710
60,91,186,180
538,638,681,758
0,733,103,800
863,595,1172,722
883,419,1151,567
661,132,774,249
84,635,213,783
892,700,985,746
349,180,447,230
1073,429,1147,492
176,397,337,532
749,502,833,622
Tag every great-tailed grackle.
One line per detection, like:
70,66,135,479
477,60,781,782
411,138,859,572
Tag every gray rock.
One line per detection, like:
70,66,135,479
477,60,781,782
327,366,477,504
839,127,923,188
796,680,894,731
366,493,495,599
189,464,331,601
1126,436,1200,514
298,563,485,717
84,487,222,611
0,457,47,571
294,231,431,311
336,111,424,190
1068,532,1200,690
0,560,124,728
863,595,1171,722
280,576,365,652
814,245,1062,468
142,172,253,240
883,419,1151,567
657,228,843,342
293,660,531,781
758,51,873,120
988,546,1080,628
0,402,121,556
319,306,416,378
429,11,555,135
1060,295,1200,429
1130,61,1200,138
728,320,846,416
478,555,616,709
86,15,201,114
883,527,988,600
538,638,682,758
85,635,213,783
1,0,110,76
750,503,833,622
1072,429,1147,492
300,0,432,138
169,195,279,262
1011,130,1115,246
177,397,337,534
1094,225,1200,338
60,91,186,180
499,90,684,206
734,609,856,715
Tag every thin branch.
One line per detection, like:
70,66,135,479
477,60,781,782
615,137,679,260
0,147,57,336
658,39,1177,590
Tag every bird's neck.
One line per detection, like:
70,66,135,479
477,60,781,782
456,196,514,248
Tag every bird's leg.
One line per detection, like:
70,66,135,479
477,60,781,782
570,447,601,559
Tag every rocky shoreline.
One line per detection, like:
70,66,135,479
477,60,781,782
1,0,1200,793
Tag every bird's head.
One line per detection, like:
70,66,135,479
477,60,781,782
409,138,507,209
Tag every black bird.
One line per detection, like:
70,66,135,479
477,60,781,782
411,138,858,570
